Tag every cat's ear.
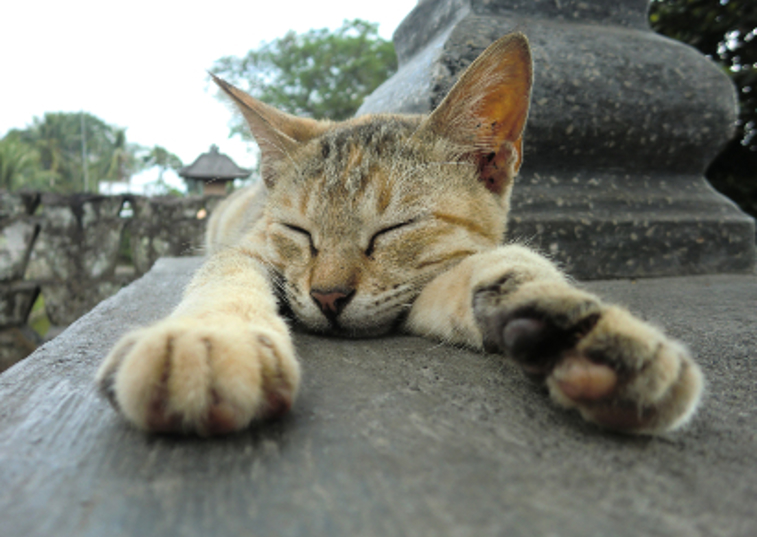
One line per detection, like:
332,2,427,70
211,74,329,187
421,32,532,195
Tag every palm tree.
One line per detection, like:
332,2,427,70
0,136,40,191
101,129,144,192
142,145,183,181
24,113,81,191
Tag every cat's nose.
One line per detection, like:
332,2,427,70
310,288,355,318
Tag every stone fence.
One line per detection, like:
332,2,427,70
0,191,223,370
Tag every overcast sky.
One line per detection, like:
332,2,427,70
1,0,416,191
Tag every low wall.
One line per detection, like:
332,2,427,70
0,192,223,370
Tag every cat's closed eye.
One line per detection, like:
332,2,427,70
366,220,417,258
282,223,318,256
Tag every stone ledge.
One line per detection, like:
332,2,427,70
0,257,755,536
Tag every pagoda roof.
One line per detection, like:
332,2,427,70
178,145,251,180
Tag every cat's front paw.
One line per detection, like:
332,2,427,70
474,281,704,434
95,316,299,436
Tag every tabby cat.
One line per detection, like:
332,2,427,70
96,33,703,436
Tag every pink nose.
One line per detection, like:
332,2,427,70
310,288,355,317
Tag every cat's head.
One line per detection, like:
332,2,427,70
213,33,532,336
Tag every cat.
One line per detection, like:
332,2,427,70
96,33,703,436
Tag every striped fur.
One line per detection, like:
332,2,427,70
96,33,703,436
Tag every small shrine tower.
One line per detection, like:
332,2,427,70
179,145,251,196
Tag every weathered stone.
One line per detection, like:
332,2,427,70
81,218,125,279
131,222,206,274
25,194,80,281
37,194,79,228
24,223,79,281
80,196,129,279
0,220,38,282
81,195,125,227
25,194,127,281
0,192,39,220
0,326,41,372
1,258,757,536
359,0,756,278
0,281,39,326
0,191,222,328
507,170,755,278
42,279,127,326
130,195,210,221
130,196,212,274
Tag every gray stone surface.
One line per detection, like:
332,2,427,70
0,257,755,537
21,194,129,325
0,192,39,220
359,0,756,279
0,192,231,373
0,326,40,372
0,220,37,281
0,281,39,326
24,193,126,283
129,195,222,274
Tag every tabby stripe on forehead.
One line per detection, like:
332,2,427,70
343,147,364,179
299,181,312,214
433,213,494,240
374,171,393,215
342,146,372,194
307,173,328,207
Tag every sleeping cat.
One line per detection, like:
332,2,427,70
96,33,703,436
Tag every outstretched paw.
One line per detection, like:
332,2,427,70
96,316,299,436
474,281,703,434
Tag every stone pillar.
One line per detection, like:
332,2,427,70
359,0,756,279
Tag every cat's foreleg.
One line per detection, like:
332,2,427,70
405,245,704,434
95,249,299,436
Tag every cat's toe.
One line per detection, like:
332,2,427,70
97,318,299,436
546,306,705,434
503,317,547,355
474,280,603,372
551,354,617,401
473,281,704,434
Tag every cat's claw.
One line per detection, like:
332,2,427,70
474,281,704,434
96,317,299,436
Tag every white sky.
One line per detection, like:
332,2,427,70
0,0,416,192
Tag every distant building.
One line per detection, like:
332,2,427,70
179,145,251,196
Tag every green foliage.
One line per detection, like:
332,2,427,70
0,135,42,190
104,129,143,185
650,0,757,218
1,113,184,195
139,146,184,196
118,225,133,266
28,294,50,338
211,19,398,138
21,112,115,192
143,176,185,197
3,112,133,193
141,145,183,181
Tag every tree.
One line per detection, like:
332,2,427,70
650,0,757,218
211,19,397,139
0,135,41,191
103,129,142,185
140,145,183,182
9,112,122,192
3,112,182,195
